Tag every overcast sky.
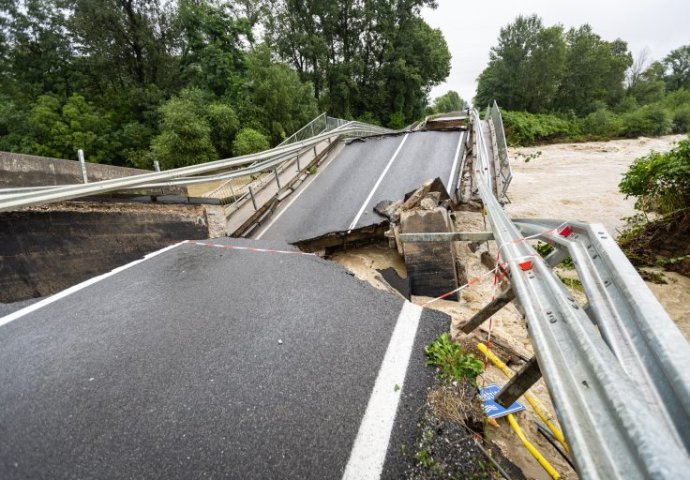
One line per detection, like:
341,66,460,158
422,0,690,105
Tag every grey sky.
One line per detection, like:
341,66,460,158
422,0,690,105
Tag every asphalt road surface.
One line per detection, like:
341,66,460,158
256,130,465,243
0,238,448,480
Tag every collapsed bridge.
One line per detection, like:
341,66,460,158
0,106,688,479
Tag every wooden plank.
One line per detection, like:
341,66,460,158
495,357,542,408
461,287,515,334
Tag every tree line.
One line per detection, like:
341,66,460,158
0,0,451,168
476,15,690,145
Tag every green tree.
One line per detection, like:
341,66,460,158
663,45,690,92
0,0,75,98
264,0,449,126
151,89,216,169
475,15,565,112
556,25,632,114
176,0,251,97
620,136,690,214
240,46,318,144
430,90,466,113
627,58,666,106
206,102,239,159
67,0,176,92
27,94,113,162
232,127,269,156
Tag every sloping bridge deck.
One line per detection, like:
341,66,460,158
256,130,466,242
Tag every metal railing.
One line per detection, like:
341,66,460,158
0,118,393,212
470,109,690,479
279,113,348,146
200,113,349,206
488,101,512,201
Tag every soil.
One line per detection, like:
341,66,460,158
619,210,690,278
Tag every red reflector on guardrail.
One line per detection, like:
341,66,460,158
559,226,572,237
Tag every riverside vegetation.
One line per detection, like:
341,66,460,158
476,15,690,146
0,0,452,168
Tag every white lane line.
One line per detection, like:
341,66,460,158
447,131,465,189
255,147,339,240
347,133,409,232
0,241,185,328
342,300,423,480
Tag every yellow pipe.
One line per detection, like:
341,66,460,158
507,413,561,480
477,342,569,453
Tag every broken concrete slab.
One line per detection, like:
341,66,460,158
401,207,459,301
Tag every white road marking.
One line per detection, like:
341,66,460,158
0,241,185,328
255,146,339,239
347,133,409,232
342,300,423,480
447,131,465,190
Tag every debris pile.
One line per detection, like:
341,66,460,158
380,178,462,300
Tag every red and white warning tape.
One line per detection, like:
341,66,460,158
423,265,505,306
185,240,316,256
422,223,572,306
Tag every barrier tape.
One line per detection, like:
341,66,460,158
496,222,570,259
185,240,316,256
422,265,504,306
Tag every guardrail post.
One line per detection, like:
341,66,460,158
77,149,88,183
296,153,301,171
313,145,317,156
153,160,161,172
249,186,257,210
274,169,281,189
461,287,515,334
495,357,542,408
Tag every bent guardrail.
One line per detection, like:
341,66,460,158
470,108,690,479
0,118,393,212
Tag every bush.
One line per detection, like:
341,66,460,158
672,105,690,133
424,333,483,385
232,127,270,156
502,110,578,146
619,136,690,214
622,104,672,137
150,89,216,168
580,108,624,138
388,111,406,129
206,102,239,158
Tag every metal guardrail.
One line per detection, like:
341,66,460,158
0,118,393,212
470,109,690,479
278,113,348,146
488,101,512,201
202,114,349,205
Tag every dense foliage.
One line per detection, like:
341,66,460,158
620,136,690,215
264,0,451,127
618,136,690,276
427,90,467,115
0,0,450,167
478,15,690,146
